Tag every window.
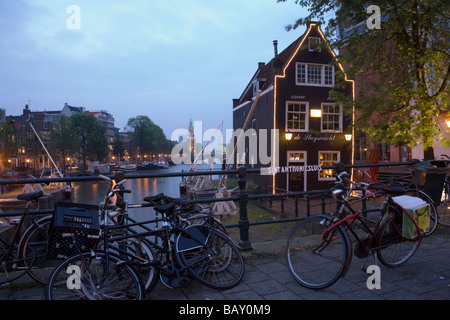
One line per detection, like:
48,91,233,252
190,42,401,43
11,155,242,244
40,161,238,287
307,65,322,84
287,151,306,192
296,63,334,87
321,103,342,133
252,81,259,96
319,151,340,180
324,66,334,85
308,37,321,52
286,102,308,132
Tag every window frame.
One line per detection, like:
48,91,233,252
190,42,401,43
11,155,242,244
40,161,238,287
285,101,309,133
321,103,343,133
308,37,321,52
296,63,335,87
318,151,340,181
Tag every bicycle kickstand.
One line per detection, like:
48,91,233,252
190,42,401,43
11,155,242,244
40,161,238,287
360,252,379,273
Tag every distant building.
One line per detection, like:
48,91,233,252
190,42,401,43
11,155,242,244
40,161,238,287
61,103,85,117
5,103,118,171
233,22,354,192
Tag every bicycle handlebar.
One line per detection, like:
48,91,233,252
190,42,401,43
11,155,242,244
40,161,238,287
335,171,404,196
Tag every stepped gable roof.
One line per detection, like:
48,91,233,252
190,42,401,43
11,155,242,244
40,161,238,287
237,34,305,105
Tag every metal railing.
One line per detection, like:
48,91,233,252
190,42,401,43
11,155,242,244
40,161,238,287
0,161,418,251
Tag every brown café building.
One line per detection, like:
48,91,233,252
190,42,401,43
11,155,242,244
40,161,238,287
233,22,354,192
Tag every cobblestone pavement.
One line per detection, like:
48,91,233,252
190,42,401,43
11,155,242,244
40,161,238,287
1,226,449,302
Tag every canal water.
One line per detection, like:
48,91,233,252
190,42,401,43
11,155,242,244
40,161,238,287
71,163,221,221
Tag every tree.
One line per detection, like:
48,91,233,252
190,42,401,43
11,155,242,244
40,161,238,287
50,116,78,169
125,115,173,158
69,113,109,169
278,0,450,159
112,134,125,161
0,118,17,169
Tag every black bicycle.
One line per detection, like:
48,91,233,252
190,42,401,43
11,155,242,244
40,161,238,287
0,190,54,285
45,176,244,300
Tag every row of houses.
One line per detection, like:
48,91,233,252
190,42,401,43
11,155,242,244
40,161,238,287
1,103,124,173
232,22,449,192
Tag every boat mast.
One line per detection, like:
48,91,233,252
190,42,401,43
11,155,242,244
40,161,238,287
27,115,63,177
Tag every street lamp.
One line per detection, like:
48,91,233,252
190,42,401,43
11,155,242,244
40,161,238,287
344,134,352,141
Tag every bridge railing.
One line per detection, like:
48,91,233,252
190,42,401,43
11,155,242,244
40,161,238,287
0,161,419,251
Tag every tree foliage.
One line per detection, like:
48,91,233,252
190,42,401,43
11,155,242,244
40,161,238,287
278,0,450,158
69,113,109,168
50,115,79,167
0,118,17,168
125,115,173,156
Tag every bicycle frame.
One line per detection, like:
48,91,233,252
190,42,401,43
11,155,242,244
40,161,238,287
323,175,421,256
0,193,44,281
72,176,218,291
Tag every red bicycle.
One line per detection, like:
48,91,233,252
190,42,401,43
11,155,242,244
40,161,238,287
286,171,422,289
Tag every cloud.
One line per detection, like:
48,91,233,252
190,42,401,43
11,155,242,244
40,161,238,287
0,0,308,136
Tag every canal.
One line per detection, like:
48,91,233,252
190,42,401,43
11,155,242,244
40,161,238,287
71,163,222,221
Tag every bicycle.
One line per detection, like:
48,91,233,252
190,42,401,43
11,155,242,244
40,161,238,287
0,190,54,285
45,176,244,300
285,171,422,290
436,154,450,226
369,177,439,236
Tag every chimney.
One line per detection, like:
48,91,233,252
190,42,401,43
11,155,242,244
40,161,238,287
273,40,278,57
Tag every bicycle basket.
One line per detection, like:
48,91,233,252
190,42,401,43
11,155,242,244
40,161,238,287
47,202,100,259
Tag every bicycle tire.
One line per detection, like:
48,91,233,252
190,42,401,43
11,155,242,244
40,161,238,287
0,237,35,285
402,189,438,236
176,225,244,290
104,236,159,293
376,205,421,268
285,215,350,290
184,213,228,234
18,215,55,284
45,251,143,300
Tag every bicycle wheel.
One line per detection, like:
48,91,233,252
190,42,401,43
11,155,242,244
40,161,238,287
376,205,421,268
285,215,350,290
436,186,450,226
45,251,143,300
18,215,55,284
176,225,244,290
184,213,228,234
0,237,35,285
105,236,159,293
402,189,438,236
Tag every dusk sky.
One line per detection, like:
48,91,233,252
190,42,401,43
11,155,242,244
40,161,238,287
0,0,311,141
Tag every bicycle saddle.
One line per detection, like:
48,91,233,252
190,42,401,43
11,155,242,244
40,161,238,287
154,202,175,214
17,190,44,201
143,193,164,203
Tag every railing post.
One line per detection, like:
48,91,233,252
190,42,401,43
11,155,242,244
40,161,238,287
238,166,252,251
114,171,126,225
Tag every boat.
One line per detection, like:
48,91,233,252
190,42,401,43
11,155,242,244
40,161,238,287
136,162,168,170
116,163,137,172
